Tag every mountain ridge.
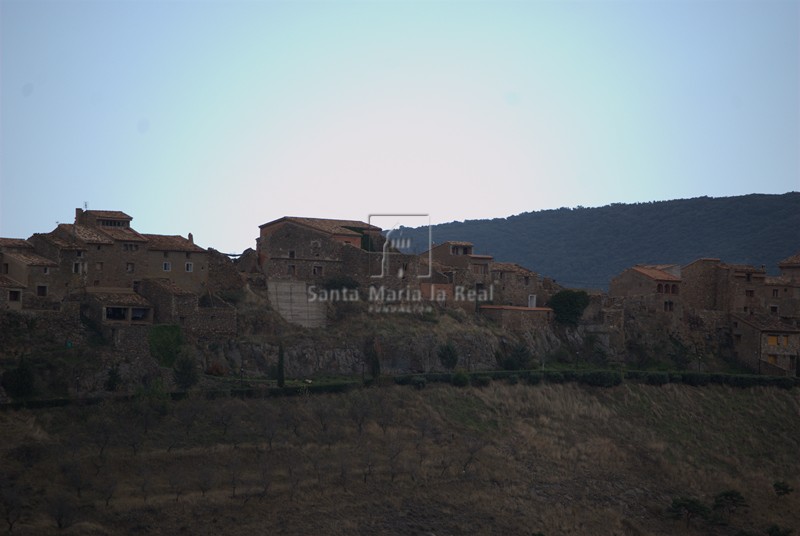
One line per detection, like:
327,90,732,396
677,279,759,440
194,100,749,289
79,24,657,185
400,192,800,289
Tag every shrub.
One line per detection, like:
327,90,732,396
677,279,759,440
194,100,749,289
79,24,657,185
667,496,709,528
578,370,622,388
149,325,183,367
410,376,427,390
547,289,590,326
712,489,747,520
645,371,670,386
527,372,542,385
471,374,491,387
173,354,199,390
1,358,36,399
773,481,794,497
451,370,469,387
104,365,121,392
205,361,227,376
506,374,519,385
681,373,710,386
438,342,459,371
544,371,564,383
500,342,532,370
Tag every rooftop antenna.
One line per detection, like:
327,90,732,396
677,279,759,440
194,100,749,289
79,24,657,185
84,201,88,210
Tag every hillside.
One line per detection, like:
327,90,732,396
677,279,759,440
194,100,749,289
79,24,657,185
400,192,800,289
1,382,798,535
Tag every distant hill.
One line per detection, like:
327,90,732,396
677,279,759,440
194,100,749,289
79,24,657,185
399,192,800,289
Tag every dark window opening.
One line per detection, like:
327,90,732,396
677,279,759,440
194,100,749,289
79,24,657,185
287,264,296,276
288,250,296,259
1,263,8,274
745,289,754,297
43,267,49,275
36,285,47,297
770,305,778,314
9,290,21,302
773,289,779,297
657,283,663,293
105,307,127,320
671,284,678,294
312,265,323,276
131,308,149,321
163,251,169,258
126,263,135,273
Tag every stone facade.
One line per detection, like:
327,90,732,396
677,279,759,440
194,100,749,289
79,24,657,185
731,314,800,375
609,265,682,315
479,305,554,331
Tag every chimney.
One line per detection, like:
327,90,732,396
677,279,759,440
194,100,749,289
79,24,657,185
188,233,194,244
75,208,83,223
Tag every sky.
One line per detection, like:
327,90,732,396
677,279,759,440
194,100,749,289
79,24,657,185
1,0,798,254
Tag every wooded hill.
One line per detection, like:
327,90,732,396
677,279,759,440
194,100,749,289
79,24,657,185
400,192,800,289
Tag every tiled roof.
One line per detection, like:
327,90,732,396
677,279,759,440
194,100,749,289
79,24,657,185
468,254,493,260
631,265,681,282
0,275,24,288
732,314,800,333
3,251,58,267
36,232,84,250
85,210,132,220
143,234,205,252
0,238,33,249
723,263,766,273
491,262,536,275
779,252,800,267
441,241,474,247
58,224,114,245
101,227,148,242
480,305,554,312
143,278,196,296
260,216,381,236
86,288,151,307
765,276,798,286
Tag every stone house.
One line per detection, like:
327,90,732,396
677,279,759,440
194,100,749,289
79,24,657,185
731,314,800,376
609,264,682,314
257,216,422,289
489,261,559,308
763,252,800,322
141,234,208,294
0,238,59,311
681,258,767,316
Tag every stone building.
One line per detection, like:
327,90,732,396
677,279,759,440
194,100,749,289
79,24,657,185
489,261,559,308
681,258,767,316
609,264,682,314
731,314,800,376
0,238,59,311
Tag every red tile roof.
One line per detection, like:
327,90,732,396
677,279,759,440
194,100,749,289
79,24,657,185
0,238,33,249
86,289,151,307
58,224,114,245
440,241,474,247
491,262,536,275
85,210,132,220
0,275,24,288
631,265,681,282
732,314,800,333
101,227,148,242
480,305,554,312
260,217,381,237
779,252,800,267
143,234,205,252
3,251,58,267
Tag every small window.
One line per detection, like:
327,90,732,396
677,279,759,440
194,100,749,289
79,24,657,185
746,273,752,282
76,251,83,258
126,263,135,273
1,263,8,274
72,262,84,274
163,262,171,272
734,334,742,343
43,266,49,275
185,262,193,272
97,245,102,251
657,283,663,293
288,250,296,259
105,307,127,320
745,289,754,297
312,265,323,276
773,289,780,298
770,305,778,314
767,335,778,346
9,290,21,302
287,264,296,276
36,285,47,297
131,308,149,321
163,251,169,258
185,252,191,259
784,335,790,346
524,276,530,286
671,284,678,295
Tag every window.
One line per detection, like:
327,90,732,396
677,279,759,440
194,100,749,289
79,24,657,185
671,284,678,295
126,263,135,273
123,243,139,251
105,307,127,320
524,276,530,286
185,262,193,272
163,262,171,272
288,250,296,259
185,252,191,259
76,251,83,258
773,289,780,298
36,285,47,297
9,290,20,302
746,273,752,282
770,305,778,314
734,334,742,343
72,262,85,274
287,264,296,276
663,301,674,312
131,308,149,321
96,245,102,251
95,262,103,272
657,284,663,293
767,335,778,346
745,289,754,297
784,335,790,346
1,263,7,274
163,251,169,258
43,266,49,275
312,265,323,276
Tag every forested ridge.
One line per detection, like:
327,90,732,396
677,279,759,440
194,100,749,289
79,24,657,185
403,192,800,289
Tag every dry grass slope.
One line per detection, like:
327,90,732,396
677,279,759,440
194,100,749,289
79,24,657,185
1,382,798,535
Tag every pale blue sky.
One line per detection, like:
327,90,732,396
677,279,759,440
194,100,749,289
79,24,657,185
2,0,798,253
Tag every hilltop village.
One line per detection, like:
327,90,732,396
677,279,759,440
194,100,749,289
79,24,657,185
1,209,799,395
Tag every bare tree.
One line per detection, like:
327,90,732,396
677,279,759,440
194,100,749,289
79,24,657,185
168,466,187,503
347,391,371,436
1,482,24,533
196,466,215,498
61,461,92,499
96,478,117,508
46,493,77,530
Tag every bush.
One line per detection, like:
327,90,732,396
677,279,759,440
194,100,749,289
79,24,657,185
527,372,542,385
104,365,121,392
773,481,794,497
173,354,199,390
471,374,491,387
410,376,427,390
149,325,183,367
499,342,532,370
452,370,469,387
578,370,622,388
681,373,710,386
438,342,459,371
645,371,670,386
1,358,36,399
506,374,519,385
544,371,564,383
206,361,227,376
547,290,590,326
